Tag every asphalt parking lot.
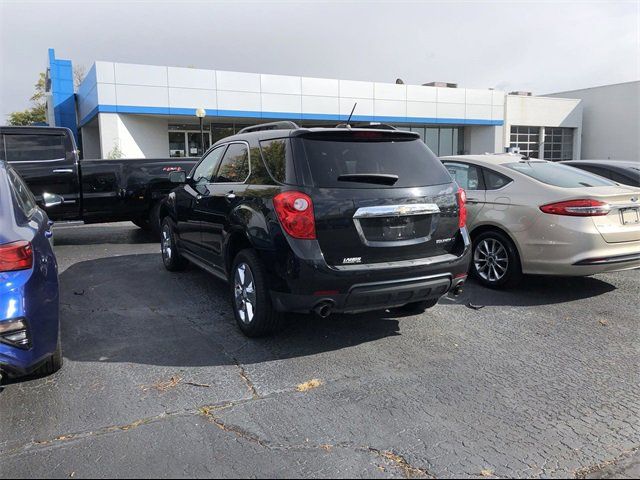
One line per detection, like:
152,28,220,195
0,222,638,479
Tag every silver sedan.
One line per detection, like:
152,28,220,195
441,154,640,288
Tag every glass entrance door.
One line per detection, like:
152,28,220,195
169,129,212,157
187,131,211,157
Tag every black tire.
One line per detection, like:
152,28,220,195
33,329,63,377
132,218,150,230
149,202,163,237
471,230,522,289
161,217,188,271
230,249,282,337
398,297,439,314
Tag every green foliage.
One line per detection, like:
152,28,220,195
6,72,47,126
107,142,123,160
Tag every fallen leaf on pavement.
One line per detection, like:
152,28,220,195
599,319,609,326
296,379,323,392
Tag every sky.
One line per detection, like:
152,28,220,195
0,0,638,120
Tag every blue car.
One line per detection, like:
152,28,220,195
0,160,62,381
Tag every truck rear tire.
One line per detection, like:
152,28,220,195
132,218,150,230
149,202,163,237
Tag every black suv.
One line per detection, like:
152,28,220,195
160,122,470,336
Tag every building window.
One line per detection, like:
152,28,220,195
543,127,573,161
510,126,540,158
168,125,212,157
396,126,464,156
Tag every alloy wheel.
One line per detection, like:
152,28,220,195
161,225,172,262
474,237,509,283
234,263,256,324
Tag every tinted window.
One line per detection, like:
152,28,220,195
609,170,639,186
8,169,37,216
443,162,484,190
5,134,67,162
214,143,250,183
297,136,450,189
506,162,616,188
483,169,512,190
574,165,611,179
260,138,296,184
192,146,226,184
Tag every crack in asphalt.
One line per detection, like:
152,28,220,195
1,390,435,480
197,404,434,479
233,358,260,400
573,445,640,479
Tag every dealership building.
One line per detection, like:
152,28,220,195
45,49,586,161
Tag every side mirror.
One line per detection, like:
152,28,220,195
42,192,64,208
169,171,187,184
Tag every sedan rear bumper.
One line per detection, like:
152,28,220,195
574,252,640,266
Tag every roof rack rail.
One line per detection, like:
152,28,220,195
237,121,300,134
335,122,398,130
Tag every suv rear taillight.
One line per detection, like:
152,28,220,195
457,188,467,228
540,199,611,217
0,241,33,272
273,191,316,240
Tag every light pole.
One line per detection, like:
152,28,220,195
195,108,206,156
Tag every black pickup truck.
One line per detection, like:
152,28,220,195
0,126,197,233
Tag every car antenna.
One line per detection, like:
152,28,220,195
346,102,357,126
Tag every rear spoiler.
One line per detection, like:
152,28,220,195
291,129,420,141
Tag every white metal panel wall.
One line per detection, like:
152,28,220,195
545,82,638,160
78,59,519,125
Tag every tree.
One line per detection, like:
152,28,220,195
6,72,47,126
73,65,86,90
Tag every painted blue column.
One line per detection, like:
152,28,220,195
48,48,78,143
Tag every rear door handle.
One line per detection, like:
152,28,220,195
52,168,73,174
466,198,481,204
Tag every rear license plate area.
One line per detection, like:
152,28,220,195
359,215,432,242
620,208,640,225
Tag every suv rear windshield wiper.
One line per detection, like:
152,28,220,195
337,173,399,186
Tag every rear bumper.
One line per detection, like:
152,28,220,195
0,267,59,379
272,272,466,314
518,215,640,276
267,228,471,314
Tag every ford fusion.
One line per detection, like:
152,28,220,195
442,154,640,288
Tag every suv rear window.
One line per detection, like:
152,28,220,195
295,134,451,188
506,161,616,188
4,134,67,162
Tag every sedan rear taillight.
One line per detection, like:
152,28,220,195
457,187,467,228
539,199,611,217
273,191,316,239
0,241,33,272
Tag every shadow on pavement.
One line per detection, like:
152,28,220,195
54,224,157,246
54,253,617,369
57,253,402,368
458,274,616,307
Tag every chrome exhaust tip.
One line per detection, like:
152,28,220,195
313,301,334,319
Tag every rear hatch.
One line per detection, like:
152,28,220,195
588,186,640,243
291,130,461,266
